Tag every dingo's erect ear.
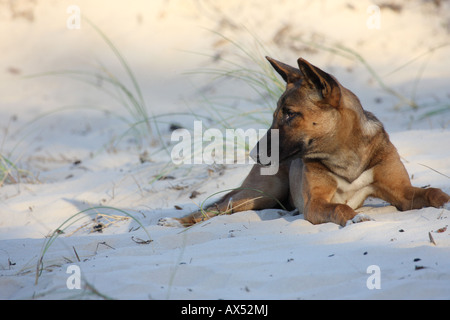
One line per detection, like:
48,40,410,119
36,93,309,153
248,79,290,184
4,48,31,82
266,56,302,84
297,58,341,107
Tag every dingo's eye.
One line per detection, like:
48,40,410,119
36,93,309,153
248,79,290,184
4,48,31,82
284,108,300,121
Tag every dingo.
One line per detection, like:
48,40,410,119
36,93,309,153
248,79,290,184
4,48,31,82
159,57,450,227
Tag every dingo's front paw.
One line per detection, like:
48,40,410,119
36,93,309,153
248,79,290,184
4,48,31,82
345,213,374,226
158,217,183,228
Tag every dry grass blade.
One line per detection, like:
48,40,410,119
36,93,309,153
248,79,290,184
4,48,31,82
428,231,437,246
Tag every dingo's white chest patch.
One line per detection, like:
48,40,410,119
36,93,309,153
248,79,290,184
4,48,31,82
329,168,374,209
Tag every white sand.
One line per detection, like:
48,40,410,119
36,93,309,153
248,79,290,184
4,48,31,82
1,0,449,300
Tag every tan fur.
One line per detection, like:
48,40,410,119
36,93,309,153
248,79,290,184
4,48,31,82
159,57,449,227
